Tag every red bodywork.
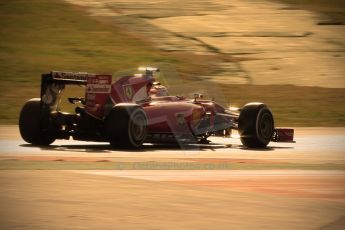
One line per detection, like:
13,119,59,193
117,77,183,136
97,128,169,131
82,72,231,138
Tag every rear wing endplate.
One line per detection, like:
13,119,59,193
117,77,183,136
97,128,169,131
40,71,92,111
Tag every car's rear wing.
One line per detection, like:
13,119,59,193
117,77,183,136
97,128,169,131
40,71,92,111
42,71,91,85
40,71,114,117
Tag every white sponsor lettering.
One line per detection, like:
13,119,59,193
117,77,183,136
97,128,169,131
87,84,111,94
52,71,91,81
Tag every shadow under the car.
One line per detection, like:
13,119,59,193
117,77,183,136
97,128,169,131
20,142,293,153
20,143,113,153
237,146,294,151
20,142,229,152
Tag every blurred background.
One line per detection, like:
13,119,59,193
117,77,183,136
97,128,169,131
1,0,344,126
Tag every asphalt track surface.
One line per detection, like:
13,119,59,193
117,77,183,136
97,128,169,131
1,126,344,163
1,126,345,229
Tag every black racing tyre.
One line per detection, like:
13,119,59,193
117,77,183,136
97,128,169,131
238,103,274,148
105,105,147,148
19,98,56,145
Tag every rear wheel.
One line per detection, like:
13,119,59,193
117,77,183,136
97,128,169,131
238,103,274,148
105,105,147,148
19,98,55,145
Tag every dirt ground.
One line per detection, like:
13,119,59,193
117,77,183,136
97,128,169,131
64,0,345,88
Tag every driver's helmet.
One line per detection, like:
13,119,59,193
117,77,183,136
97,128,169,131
149,82,169,97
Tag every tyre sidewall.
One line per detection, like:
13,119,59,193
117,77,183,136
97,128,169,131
19,98,55,145
128,109,147,147
255,106,274,146
238,103,274,148
106,105,147,148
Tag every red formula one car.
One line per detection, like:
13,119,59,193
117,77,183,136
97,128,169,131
19,67,294,148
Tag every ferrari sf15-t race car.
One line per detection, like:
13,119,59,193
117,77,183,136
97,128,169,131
19,67,294,148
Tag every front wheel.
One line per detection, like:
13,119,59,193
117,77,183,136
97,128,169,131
19,98,56,145
238,103,274,148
